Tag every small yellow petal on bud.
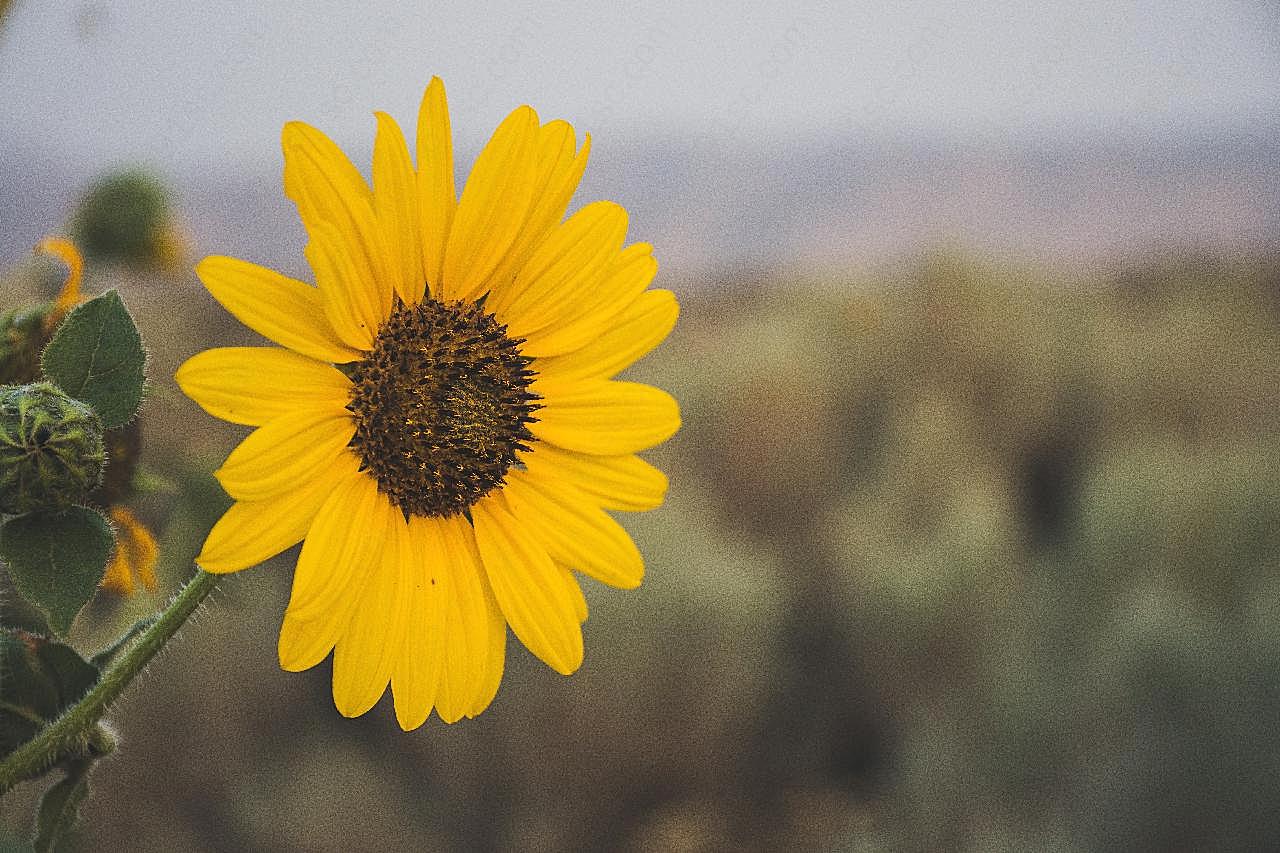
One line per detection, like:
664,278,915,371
101,505,159,596
35,236,84,330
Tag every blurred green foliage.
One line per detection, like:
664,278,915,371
5,236,1280,851
662,252,1280,850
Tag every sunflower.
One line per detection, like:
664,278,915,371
175,78,680,729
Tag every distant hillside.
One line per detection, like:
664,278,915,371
3,130,1277,284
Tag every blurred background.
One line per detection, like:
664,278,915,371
2,1,1280,850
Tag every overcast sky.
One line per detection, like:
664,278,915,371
2,0,1278,175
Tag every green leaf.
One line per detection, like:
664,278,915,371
0,508,113,635
0,633,72,721
34,643,99,709
0,634,52,757
0,632,101,763
40,290,146,429
33,762,90,853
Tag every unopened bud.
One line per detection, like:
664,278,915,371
71,170,176,267
0,382,105,515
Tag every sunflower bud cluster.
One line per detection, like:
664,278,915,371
0,382,105,515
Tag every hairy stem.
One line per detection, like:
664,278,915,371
0,568,218,795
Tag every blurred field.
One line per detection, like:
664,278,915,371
4,226,1280,850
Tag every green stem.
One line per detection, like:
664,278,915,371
0,568,218,795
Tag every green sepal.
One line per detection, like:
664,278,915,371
33,760,91,853
40,290,146,429
0,507,114,636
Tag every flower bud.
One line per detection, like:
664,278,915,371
70,170,179,268
0,382,105,515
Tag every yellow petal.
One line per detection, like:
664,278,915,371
37,237,83,328
175,347,352,427
100,538,134,595
279,601,347,672
519,243,657,357
101,506,159,595
521,444,669,512
482,121,590,304
468,574,507,718
118,507,157,590
563,567,588,623
533,289,678,381
277,471,382,671
493,201,627,339
283,121,393,321
332,495,413,717
503,469,644,589
433,517,492,723
197,452,361,573
214,410,355,501
390,515,450,730
278,609,350,676
472,496,583,675
283,471,381,622
305,220,383,351
518,123,590,257
531,379,681,455
439,105,540,303
373,110,423,304
133,537,159,590
195,256,360,363
416,77,455,295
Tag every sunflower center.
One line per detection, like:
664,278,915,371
346,296,540,518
